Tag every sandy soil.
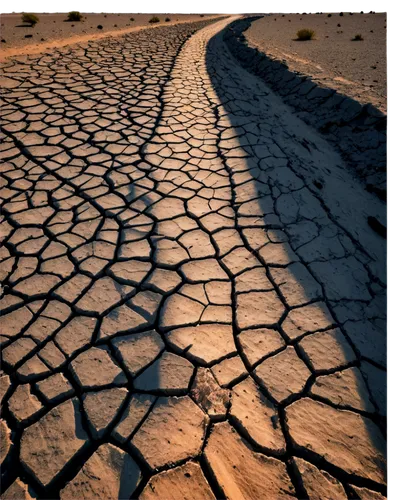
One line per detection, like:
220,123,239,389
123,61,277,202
245,12,386,112
0,13,217,57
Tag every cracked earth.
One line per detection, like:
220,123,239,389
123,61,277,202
0,15,386,500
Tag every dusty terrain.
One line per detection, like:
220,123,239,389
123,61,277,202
245,12,387,112
0,15,386,500
0,13,218,58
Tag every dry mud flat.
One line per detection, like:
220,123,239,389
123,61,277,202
0,15,386,500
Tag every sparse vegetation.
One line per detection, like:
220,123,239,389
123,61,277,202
22,13,39,26
327,13,332,17
130,17,134,21
165,17,171,22
296,28,315,41
97,25,103,30
352,33,364,41
149,16,160,23
339,12,344,16
67,11,82,22
200,14,205,17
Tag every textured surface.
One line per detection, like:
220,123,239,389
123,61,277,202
0,15,386,499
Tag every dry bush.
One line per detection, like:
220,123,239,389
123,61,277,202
296,28,315,40
22,13,39,26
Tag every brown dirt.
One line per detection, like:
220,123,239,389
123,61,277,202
0,13,220,61
245,12,386,112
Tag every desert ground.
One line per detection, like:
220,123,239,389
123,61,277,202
246,12,386,111
0,13,386,500
0,13,220,59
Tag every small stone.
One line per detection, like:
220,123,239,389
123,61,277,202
60,443,141,499
254,346,311,403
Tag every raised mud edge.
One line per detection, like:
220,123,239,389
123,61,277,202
223,16,387,202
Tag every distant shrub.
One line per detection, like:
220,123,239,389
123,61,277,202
200,14,205,17
327,13,332,17
339,12,344,16
130,17,134,21
352,33,364,40
149,16,160,23
67,11,82,22
165,17,171,22
97,25,103,29
296,28,315,40
22,13,39,26
337,23,341,27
